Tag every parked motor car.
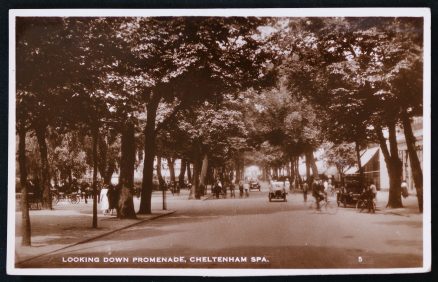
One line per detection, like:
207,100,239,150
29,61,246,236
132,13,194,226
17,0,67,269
337,176,363,208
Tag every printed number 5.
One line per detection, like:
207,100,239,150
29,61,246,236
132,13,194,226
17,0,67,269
358,256,363,263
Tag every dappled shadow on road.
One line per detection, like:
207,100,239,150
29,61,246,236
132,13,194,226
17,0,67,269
19,244,423,269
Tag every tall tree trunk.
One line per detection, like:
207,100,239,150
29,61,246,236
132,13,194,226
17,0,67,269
98,134,117,185
178,159,187,190
139,94,160,214
289,157,295,182
376,124,403,208
355,140,364,190
118,120,137,219
235,157,241,183
199,154,208,196
156,154,167,209
338,165,345,186
167,157,176,189
187,162,192,183
306,149,319,180
98,135,108,184
35,125,51,209
190,157,201,199
104,162,116,185
273,167,278,179
92,126,99,228
296,158,302,184
18,129,31,246
157,155,165,185
305,153,311,184
401,111,423,212
68,168,72,192
387,122,403,208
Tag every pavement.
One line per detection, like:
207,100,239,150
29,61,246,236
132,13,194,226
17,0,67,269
14,191,184,264
13,184,424,269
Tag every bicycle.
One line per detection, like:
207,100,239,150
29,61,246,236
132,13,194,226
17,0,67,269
309,195,338,214
356,197,376,213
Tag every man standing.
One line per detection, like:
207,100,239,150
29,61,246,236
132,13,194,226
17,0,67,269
303,181,309,202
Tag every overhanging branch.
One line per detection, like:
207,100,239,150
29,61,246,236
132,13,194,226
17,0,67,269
154,102,186,134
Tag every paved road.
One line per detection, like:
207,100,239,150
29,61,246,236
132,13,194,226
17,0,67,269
19,185,423,269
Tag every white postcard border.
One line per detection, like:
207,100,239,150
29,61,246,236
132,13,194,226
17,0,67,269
7,8,432,276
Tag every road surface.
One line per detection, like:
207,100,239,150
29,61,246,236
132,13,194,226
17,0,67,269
18,184,423,269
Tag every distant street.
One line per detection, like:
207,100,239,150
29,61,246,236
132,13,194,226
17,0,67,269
18,182,422,269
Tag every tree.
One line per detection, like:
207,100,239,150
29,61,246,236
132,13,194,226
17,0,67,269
111,17,276,212
278,17,423,209
168,96,248,198
51,132,88,190
16,91,32,246
323,142,357,185
118,119,137,218
243,84,323,181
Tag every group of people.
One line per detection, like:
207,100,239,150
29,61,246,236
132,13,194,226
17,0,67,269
212,178,251,199
310,177,378,212
99,184,120,215
357,182,378,212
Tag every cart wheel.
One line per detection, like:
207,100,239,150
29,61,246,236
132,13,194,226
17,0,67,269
70,196,79,204
356,200,363,212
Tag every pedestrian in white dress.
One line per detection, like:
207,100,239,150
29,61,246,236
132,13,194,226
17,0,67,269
100,186,109,215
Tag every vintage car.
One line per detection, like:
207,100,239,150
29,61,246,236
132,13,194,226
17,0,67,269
249,179,261,191
269,181,287,202
337,176,363,207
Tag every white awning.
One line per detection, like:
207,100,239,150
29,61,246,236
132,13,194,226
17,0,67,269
345,146,379,175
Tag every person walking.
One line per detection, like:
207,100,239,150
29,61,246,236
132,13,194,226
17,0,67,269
243,180,250,197
230,179,236,198
99,184,110,215
213,179,221,199
239,179,244,198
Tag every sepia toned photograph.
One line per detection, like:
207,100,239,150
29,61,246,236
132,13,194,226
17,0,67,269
8,9,430,276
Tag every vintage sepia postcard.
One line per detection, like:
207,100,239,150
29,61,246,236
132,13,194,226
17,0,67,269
7,8,431,276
